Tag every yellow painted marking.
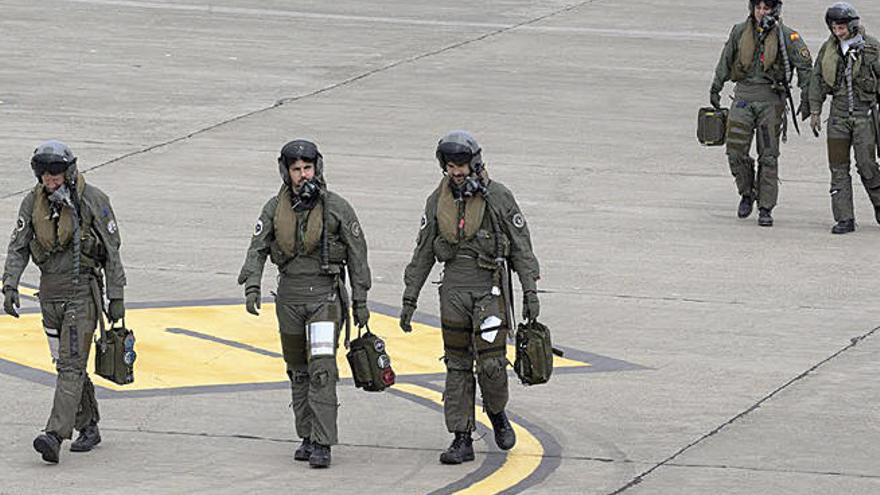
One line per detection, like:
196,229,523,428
0,303,589,392
394,383,544,495
18,286,38,298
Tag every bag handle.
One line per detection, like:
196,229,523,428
89,278,108,352
355,323,373,341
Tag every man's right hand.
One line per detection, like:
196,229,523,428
399,299,416,333
810,113,822,137
710,90,722,110
3,288,20,318
245,288,261,316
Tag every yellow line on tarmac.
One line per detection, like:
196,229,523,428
18,286,38,298
393,382,544,495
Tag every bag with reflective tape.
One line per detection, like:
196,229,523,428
346,325,395,392
514,319,562,386
95,319,136,385
697,107,729,146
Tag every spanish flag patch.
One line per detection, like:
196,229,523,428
790,32,801,42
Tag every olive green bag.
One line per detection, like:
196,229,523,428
514,320,563,386
346,325,395,392
697,106,729,146
95,319,136,385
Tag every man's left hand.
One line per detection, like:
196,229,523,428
108,299,125,323
352,300,370,328
522,291,540,321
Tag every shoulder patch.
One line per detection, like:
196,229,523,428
419,213,428,230
253,219,264,236
350,221,362,238
10,216,26,240
790,32,800,42
106,219,118,234
511,212,526,229
800,46,810,59
101,206,111,219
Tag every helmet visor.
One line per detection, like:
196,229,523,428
441,151,473,166
32,156,71,176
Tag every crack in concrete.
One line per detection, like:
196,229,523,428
541,287,874,314
536,455,880,481
607,324,880,494
0,0,596,201
663,461,880,481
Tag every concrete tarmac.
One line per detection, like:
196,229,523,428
1,0,878,493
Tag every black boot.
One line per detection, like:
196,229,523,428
874,205,880,225
757,208,773,227
737,195,754,218
33,432,62,464
294,438,313,461
70,423,101,452
439,432,474,465
487,410,516,450
308,443,331,468
831,219,856,234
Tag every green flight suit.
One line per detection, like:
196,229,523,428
711,17,813,210
238,189,370,447
403,179,540,433
2,178,125,440
809,29,880,223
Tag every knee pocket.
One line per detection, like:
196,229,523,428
757,157,778,169
444,354,473,372
477,357,508,382
311,370,329,388
726,119,752,143
287,369,310,384
859,171,880,189
309,363,337,388
57,368,85,381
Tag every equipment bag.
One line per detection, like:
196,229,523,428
697,107,729,146
95,319,136,385
514,319,563,386
346,324,395,392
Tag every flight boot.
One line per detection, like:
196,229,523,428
33,432,62,464
70,423,101,452
757,208,773,227
488,410,516,450
294,438,313,461
309,443,331,468
439,432,474,465
831,219,855,234
737,195,754,218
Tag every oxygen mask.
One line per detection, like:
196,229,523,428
841,34,865,55
759,14,777,31
452,175,486,199
47,184,73,219
293,177,322,209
